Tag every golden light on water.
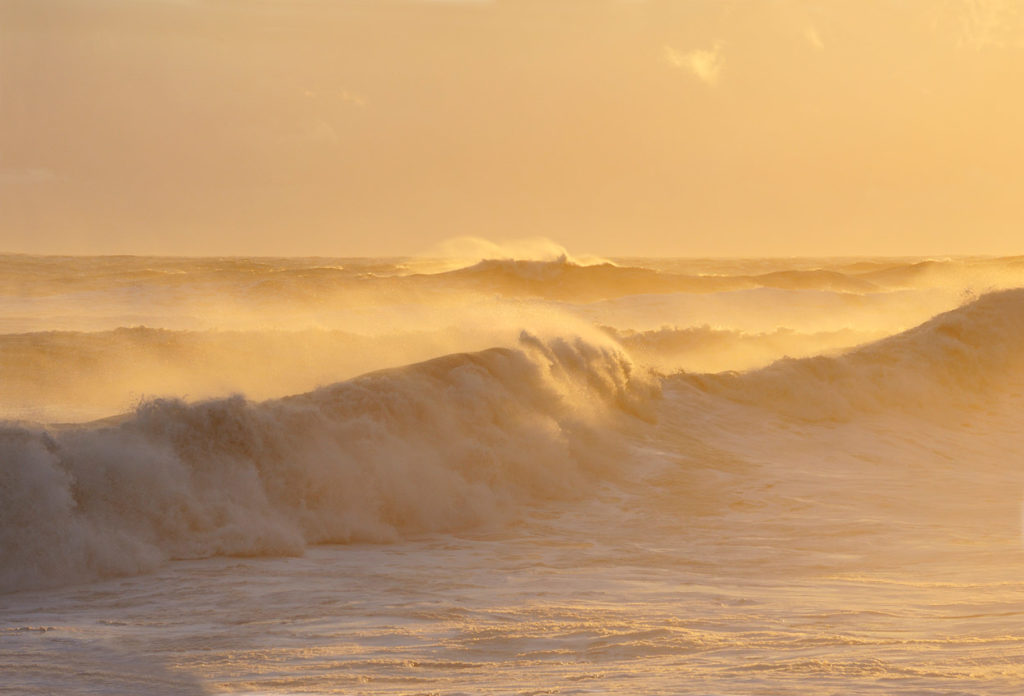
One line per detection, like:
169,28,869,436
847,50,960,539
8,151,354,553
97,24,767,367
3,2,1024,695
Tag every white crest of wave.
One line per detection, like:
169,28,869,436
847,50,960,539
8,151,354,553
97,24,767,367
413,236,614,273
0,335,657,593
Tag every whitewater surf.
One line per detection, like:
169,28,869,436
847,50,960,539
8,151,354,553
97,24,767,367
3,253,1024,694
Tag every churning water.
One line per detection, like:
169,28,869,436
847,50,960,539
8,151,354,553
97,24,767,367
3,252,1024,694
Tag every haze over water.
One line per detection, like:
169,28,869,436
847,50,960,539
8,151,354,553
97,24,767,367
3,250,1024,694
5,0,1024,693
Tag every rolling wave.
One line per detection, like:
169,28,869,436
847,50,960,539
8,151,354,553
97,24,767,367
678,288,1024,420
0,336,656,593
7,254,1023,315
4,253,1024,596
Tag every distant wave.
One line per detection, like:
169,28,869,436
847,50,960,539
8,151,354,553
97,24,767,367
430,257,724,300
0,336,657,593
428,257,884,300
605,325,882,374
421,254,1024,300
678,288,1024,420
4,255,1024,316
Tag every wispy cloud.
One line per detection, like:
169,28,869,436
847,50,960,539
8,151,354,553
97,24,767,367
956,0,1019,49
339,89,368,108
663,43,724,86
804,25,825,50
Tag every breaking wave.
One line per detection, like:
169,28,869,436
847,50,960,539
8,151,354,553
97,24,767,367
679,289,1024,420
5,252,1024,597
0,336,657,593
432,257,890,300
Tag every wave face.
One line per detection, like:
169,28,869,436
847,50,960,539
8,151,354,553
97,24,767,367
0,337,655,593
3,251,1024,593
5,252,1024,694
679,288,1024,420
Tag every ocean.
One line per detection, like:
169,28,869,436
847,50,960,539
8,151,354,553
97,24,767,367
2,252,1024,694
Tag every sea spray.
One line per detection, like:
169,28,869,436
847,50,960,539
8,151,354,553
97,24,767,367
0,336,656,593
677,288,1024,420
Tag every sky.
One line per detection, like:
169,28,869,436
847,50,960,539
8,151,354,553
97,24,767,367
1,0,1023,257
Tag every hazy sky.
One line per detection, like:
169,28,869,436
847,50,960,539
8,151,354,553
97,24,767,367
2,0,1023,257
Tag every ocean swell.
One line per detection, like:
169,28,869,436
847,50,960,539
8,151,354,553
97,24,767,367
0,336,656,593
678,289,1024,420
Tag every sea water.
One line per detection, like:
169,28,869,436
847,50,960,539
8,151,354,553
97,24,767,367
3,253,1024,694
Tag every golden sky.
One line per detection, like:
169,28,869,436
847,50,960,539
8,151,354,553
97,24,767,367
1,0,1022,256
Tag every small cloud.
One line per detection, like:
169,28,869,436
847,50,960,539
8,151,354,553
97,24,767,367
339,89,368,108
804,25,825,50
955,0,1019,49
664,43,724,86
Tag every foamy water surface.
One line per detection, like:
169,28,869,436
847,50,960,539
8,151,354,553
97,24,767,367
3,253,1024,694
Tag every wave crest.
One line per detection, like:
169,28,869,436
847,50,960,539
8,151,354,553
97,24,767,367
678,289,1024,420
0,337,656,593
